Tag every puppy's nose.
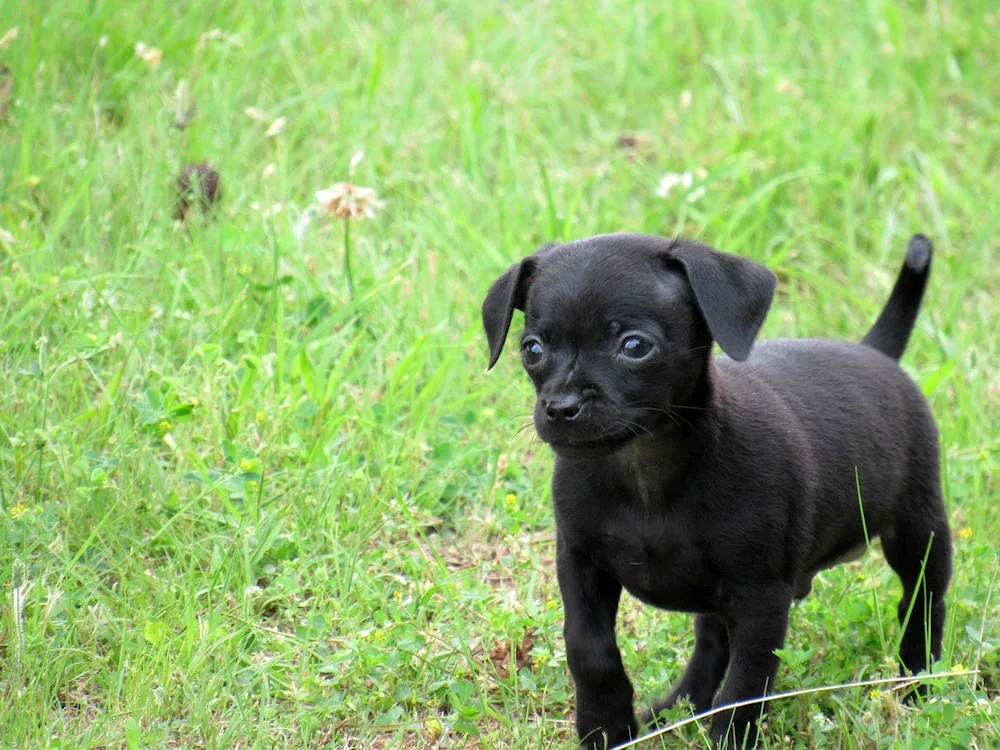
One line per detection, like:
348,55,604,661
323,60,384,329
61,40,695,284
544,393,583,422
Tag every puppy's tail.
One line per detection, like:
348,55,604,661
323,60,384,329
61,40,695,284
860,234,933,361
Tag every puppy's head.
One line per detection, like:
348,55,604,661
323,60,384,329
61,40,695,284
481,234,776,457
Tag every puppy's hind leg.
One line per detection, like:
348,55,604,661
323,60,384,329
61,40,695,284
881,491,952,688
641,613,730,726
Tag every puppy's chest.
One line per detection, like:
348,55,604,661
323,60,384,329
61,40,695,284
561,504,719,613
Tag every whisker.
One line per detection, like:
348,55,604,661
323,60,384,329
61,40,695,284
645,407,696,428
511,383,535,402
512,422,536,438
611,418,655,438
503,412,535,427
620,399,709,412
618,405,688,429
616,401,696,429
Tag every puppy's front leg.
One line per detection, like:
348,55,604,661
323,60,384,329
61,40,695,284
557,536,636,749
643,613,730,724
710,587,793,748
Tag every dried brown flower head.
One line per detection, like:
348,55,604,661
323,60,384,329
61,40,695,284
134,42,163,67
315,183,382,221
616,132,655,162
175,163,221,221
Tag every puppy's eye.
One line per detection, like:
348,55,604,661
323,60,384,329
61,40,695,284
521,338,545,366
620,334,654,360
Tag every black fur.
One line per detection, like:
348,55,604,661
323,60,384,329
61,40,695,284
481,233,951,748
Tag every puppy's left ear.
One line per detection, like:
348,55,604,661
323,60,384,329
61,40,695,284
481,257,539,370
669,241,777,361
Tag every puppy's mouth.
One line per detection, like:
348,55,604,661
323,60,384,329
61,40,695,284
532,400,650,457
541,429,637,458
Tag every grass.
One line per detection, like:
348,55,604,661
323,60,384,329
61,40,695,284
0,0,998,747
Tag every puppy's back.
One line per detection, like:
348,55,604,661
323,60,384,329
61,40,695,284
732,338,936,463
717,339,938,553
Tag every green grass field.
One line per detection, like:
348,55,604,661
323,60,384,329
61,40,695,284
1,1,998,747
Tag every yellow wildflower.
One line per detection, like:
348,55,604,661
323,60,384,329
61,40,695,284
424,718,443,741
9,503,27,519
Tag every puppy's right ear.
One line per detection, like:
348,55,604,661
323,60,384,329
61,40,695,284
481,257,539,370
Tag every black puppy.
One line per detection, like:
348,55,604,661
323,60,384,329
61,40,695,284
481,233,951,748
